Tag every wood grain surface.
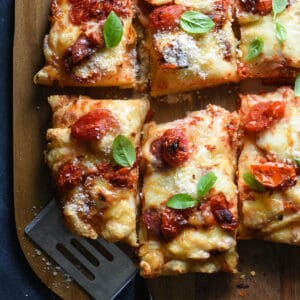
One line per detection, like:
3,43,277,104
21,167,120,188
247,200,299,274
13,1,300,299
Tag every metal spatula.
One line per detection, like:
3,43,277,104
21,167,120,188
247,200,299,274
25,200,138,299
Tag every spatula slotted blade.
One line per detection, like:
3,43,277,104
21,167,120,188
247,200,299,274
25,200,138,300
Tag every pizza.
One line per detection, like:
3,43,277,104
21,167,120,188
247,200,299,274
236,0,300,81
34,0,137,88
45,95,150,246
238,86,300,245
139,105,239,277
136,0,239,96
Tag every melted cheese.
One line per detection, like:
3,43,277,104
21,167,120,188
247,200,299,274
257,95,300,162
145,0,217,10
165,227,236,259
279,2,300,67
239,15,282,63
238,2,300,78
149,19,238,96
175,0,218,13
139,105,239,276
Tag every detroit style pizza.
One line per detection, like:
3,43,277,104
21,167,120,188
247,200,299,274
136,0,239,96
45,95,150,246
238,86,300,245
139,105,239,276
34,0,137,87
236,0,300,81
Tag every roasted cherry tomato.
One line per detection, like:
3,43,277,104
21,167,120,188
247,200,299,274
102,0,131,17
72,35,99,64
57,161,83,189
211,0,230,29
161,128,189,167
161,207,189,242
149,5,185,31
63,34,104,83
244,101,285,132
69,0,103,25
142,209,162,240
71,109,119,141
105,167,137,188
150,137,164,161
209,192,238,230
239,0,272,16
251,163,297,189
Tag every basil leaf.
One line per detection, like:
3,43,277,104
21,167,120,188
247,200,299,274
295,74,300,96
180,11,214,34
166,194,198,209
197,171,217,198
275,22,287,42
295,158,300,166
112,135,136,167
243,173,266,192
272,0,287,17
104,11,123,48
246,37,264,61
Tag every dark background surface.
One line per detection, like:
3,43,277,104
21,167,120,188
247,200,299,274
0,1,147,299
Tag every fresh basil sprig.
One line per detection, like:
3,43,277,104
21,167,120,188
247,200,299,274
275,22,287,42
166,194,198,209
112,135,136,167
246,37,264,61
295,74,300,96
295,158,300,166
272,0,287,18
166,171,217,209
243,172,266,192
197,171,217,198
180,11,215,34
104,11,123,48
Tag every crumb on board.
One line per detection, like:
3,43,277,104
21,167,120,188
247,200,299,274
250,271,256,276
160,92,193,104
239,290,246,297
32,247,73,289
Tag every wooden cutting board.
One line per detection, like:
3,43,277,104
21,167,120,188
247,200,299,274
13,0,300,299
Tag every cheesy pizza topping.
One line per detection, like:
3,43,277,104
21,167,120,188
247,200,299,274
236,0,300,80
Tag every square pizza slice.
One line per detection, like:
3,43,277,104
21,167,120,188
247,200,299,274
139,105,239,277
34,0,137,88
45,95,150,246
238,87,300,245
137,0,238,96
235,0,300,81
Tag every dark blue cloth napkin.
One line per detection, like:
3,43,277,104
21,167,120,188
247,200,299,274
0,1,148,298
